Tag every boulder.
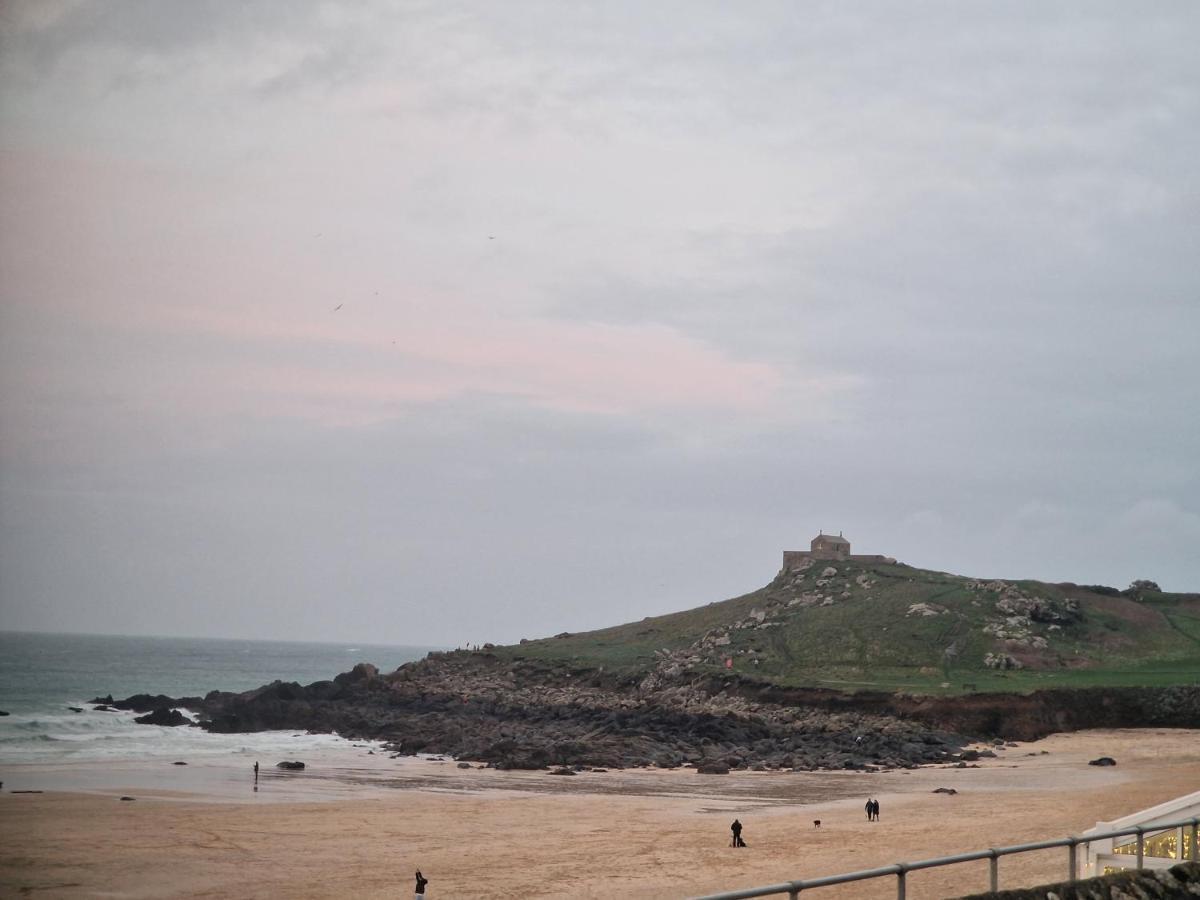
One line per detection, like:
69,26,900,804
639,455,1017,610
933,787,958,794
334,663,379,686
457,762,471,769
119,796,135,801
697,762,730,775
134,708,190,727
276,761,306,770
172,761,188,766
1088,756,1117,766
549,767,576,776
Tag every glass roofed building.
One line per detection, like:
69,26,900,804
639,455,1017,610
1080,790,1200,877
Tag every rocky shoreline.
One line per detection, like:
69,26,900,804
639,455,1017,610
97,650,1200,772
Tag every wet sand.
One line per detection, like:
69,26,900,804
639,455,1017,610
1,728,1197,899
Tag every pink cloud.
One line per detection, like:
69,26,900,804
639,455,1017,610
167,304,783,423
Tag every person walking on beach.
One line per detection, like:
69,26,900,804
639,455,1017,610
414,869,428,897
730,819,745,848
865,798,873,821
253,761,259,785
872,798,880,821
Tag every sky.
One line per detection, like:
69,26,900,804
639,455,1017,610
1,1,1198,646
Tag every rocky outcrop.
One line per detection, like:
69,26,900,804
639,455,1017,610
133,708,191,726
114,652,967,771
954,859,1200,899
113,648,1200,771
100,693,204,713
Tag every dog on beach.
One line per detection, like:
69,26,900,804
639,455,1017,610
813,819,821,828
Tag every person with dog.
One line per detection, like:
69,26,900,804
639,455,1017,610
730,819,745,847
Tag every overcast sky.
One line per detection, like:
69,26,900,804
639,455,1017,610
1,1,1197,646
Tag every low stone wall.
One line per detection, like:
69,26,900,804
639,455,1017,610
953,859,1200,899
781,549,842,566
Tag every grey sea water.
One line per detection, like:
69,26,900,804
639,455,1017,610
0,631,436,764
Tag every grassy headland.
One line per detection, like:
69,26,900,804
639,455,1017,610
497,559,1200,694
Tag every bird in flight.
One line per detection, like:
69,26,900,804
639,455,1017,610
333,303,343,311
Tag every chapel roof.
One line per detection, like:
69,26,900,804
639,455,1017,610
813,533,850,544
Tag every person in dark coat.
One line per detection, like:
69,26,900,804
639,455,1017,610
414,870,428,897
865,798,873,820
872,799,880,821
730,819,745,847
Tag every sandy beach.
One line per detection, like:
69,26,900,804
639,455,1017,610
2,728,1197,899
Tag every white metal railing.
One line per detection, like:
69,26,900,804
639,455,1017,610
690,816,1200,900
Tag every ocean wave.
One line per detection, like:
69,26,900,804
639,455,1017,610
0,732,63,743
0,711,383,764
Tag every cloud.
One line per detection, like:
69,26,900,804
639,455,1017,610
1,2,1198,642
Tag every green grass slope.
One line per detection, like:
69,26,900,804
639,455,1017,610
500,559,1200,694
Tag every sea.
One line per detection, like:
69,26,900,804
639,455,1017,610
0,631,436,766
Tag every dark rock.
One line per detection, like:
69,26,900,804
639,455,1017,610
12,790,43,794
89,695,114,705
276,761,306,770
960,749,981,761
334,663,379,686
120,796,135,801
697,762,730,774
68,707,84,713
549,767,576,775
1088,756,1117,766
114,694,190,713
134,708,190,727
457,762,471,769
172,761,188,766
93,705,113,711
113,645,1200,778
933,787,958,794
0,710,8,716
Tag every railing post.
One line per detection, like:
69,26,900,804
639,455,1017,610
896,864,907,900
988,850,999,892
1136,826,1145,870
1068,837,1078,882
